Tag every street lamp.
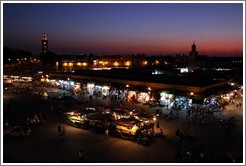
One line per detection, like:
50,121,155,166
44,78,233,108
148,87,152,102
153,117,156,121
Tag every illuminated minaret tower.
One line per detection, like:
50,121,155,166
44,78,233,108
42,33,48,54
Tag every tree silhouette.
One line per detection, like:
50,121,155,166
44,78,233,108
39,51,60,64
3,47,33,64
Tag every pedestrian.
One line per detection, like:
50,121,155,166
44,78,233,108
159,110,163,117
78,149,84,162
38,112,43,124
34,113,40,124
175,129,181,138
104,129,109,142
199,152,205,162
156,121,160,129
156,109,159,116
4,119,9,129
61,126,65,136
159,128,164,137
25,117,30,126
169,110,173,118
58,125,62,136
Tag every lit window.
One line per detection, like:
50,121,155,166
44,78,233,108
69,62,73,67
125,61,131,66
113,61,119,67
82,62,87,66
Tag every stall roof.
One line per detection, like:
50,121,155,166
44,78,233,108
114,118,140,128
113,108,131,115
133,111,155,119
87,112,111,121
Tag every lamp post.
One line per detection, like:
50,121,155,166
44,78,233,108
148,87,151,96
148,87,152,106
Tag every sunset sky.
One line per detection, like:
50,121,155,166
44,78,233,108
3,2,244,56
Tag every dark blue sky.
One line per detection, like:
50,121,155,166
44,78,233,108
3,3,243,56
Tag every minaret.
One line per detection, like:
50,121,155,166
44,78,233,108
190,41,198,56
192,41,196,52
42,33,48,54
188,41,198,71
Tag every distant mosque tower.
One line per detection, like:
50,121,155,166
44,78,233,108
188,41,198,71
42,33,48,54
189,41,198,57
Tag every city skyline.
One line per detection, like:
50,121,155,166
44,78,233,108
3,2,244,56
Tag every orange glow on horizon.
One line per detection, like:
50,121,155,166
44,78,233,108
80,38,242,56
